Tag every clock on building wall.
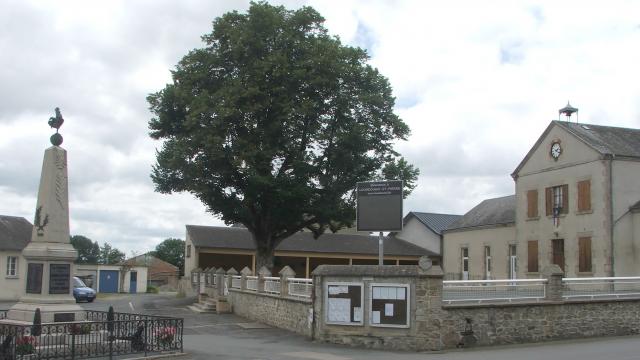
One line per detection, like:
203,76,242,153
550,141,562,160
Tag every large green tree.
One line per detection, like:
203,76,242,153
148,2,419,270
70,235,100,264
151,238,185,275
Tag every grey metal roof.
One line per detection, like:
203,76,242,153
556,121,640,159
445,195,516,232
0,215,32,251
406,212,462,235
186,225,436,257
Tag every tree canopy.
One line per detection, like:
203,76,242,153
148,2,419,269
70,235,100,264
150,238,185,275
70,235,126,265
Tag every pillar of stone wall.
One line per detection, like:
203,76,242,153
207,267,217,288
257,266,271,293
226,267,238,291
240,266,252,290
279,266,296,297
543,264,564,301
215,268,226,298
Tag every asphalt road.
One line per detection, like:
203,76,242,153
3,294,640,360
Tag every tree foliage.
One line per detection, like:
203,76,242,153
70,235,100,264
150,238,185,275
98,243,125,265
148,2,419,269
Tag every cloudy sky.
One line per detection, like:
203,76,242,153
1,0,639,255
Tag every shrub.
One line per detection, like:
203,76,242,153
16,336,37,355
69,323,92,335
155,326,176,345
147,285,159,294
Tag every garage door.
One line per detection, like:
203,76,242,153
99,270,119,293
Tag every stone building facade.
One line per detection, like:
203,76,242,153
444,121,640,279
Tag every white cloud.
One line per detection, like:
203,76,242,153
1,0,639,254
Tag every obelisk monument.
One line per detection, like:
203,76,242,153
7,108,84,323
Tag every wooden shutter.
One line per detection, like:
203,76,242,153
579,237,592,272
527,240,538,272
545,187,553,216
527,190,538,218
578,180,591,212
561,184,569,214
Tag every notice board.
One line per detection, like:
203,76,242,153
370,284,410,327
326,283,363,325
356,180,403,231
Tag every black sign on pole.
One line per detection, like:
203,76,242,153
356,180,403,232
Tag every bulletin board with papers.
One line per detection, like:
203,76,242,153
325,283,363,325
369,284,410,327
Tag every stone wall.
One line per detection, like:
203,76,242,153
311,264,640,351
227,289,313,337
440,299,640,347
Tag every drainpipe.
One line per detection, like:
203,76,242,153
608,155,615,277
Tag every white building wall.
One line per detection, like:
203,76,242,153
443,225,516,280
611,160,640,276
0,252,27,301
396,217,442,254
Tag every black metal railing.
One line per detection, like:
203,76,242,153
0,310,183,360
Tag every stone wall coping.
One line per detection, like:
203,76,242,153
312,265,441,277
442,297,640,309
228,288,312,305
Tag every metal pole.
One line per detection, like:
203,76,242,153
378,231,384,265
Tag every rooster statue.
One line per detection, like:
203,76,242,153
48,107,64,146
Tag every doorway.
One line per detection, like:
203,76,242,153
129,271,137,294
552,239,565,272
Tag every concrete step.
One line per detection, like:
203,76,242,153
187,305,216,314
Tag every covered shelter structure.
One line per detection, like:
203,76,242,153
184,225,436,277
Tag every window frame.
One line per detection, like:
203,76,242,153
6,256,18,277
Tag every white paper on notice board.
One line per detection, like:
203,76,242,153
353,307,362,322
385,303,394,316
372,311,381,324
373,287,381,299
398,287,406,300
328,298,351,322
328,285,349,295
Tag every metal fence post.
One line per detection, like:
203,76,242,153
71,329,76,360
144,319,148,357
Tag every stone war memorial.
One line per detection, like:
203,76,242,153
0,108,184,359
5,107,84,324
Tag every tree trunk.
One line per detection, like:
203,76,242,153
255,246,276,275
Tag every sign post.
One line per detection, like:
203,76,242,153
356,180,403,265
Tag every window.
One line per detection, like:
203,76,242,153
509,245,517,279
461,248,469,280
186,245,191,258
552,239,565,271
527,190,538,218
546,185,569,216
578,237,592,272
484,246,491,279
6,256,18,277
577,180,591,212
527,241,539,272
